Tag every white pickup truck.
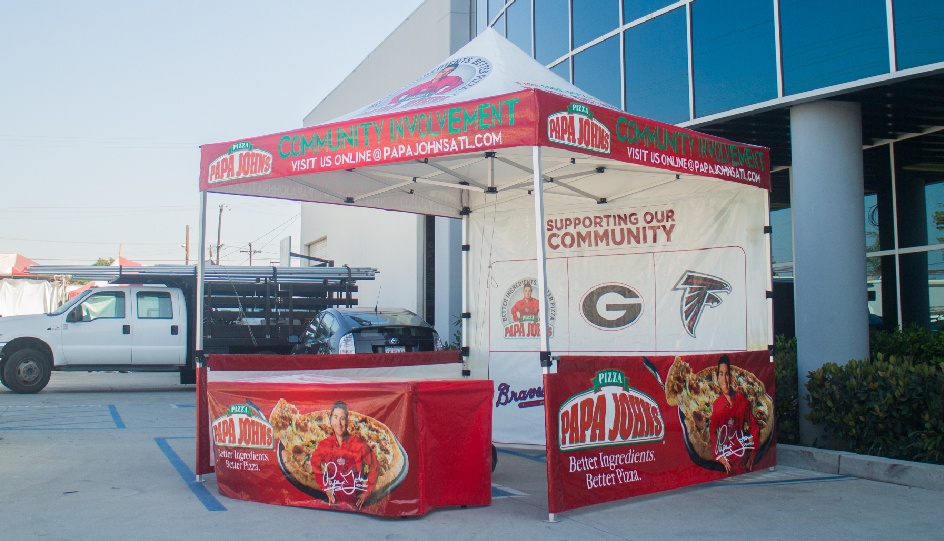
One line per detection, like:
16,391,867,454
1,265,377,394
0,285,188,393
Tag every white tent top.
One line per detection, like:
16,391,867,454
198,29,770,218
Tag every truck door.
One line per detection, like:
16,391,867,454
60,291,131,364
131,289,184,364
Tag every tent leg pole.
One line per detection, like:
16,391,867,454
461,211,470,376
531,146,552,374
195,191,210,478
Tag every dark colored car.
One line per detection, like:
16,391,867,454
290,307,443,355
288,307,497,472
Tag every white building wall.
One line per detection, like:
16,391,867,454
299,0,472,334
300,204,424,311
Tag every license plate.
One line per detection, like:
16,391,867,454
385,346,406,353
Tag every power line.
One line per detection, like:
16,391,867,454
0,236,183,246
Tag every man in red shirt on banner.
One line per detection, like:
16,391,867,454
310,401,378,509
388,62,464,105
511,283,540,322
709,355,760,475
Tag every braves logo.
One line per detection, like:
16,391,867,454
673,271,731,337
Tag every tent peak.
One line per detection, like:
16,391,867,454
327,27,613,124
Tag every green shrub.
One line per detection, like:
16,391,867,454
805,356,944,464
869,323,944,366
774,335,799,444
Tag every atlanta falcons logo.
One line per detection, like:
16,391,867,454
673,271,731,337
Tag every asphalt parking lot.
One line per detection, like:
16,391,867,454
1,372,942,540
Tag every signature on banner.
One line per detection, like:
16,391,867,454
321,461,370,497
714,425,755,461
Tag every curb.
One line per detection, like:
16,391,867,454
777,444,944,492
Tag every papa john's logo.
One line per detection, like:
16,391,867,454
207,142,273,184
673,271,731,337
547,103,611,154
212,401,274,449
558,370,664,451
362,56,492,115
500,278,556,339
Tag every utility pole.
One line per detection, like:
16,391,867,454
241,242,262,265
216,204,225,265
185,225,190,265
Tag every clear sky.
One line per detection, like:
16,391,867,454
0,0,422,266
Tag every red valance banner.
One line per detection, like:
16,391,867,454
208,378,493,517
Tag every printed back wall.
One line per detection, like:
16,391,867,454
466,184,769,444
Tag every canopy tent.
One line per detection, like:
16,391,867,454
196,29,773,517
200,29,768,214
0,254,39,276
197,27,771,365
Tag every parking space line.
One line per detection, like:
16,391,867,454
107,405,126,428
155,437,227,512
491,483,528,499
497,448,547,463
0,404,116,430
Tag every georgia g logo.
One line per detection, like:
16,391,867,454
580,283,643,330
673,271,731,337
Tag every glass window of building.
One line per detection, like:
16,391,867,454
623,0,675,23
488,0,507,22
866,255,885,325
477,0,489,33
572,0,620,49
864,193,879,253
925,249,944,330
780,0,888,95
770,169,793,278
893,135,944,250
494,12,506,36
550,59,571,82
505,0,532,55
573,35,621,108
891,176,944,251
925,182,944,247
899,249,938,329
535,0,569,65
691,0,777,117
623,8,688,124
771,208,793,270
864,145,893,251
894,0,944,70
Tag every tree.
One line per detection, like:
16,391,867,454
93,257,115,266
934,207,944,243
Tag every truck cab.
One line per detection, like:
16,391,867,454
0,285,187,393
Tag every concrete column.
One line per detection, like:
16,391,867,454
790,101,869,445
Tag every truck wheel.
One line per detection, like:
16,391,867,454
491,444,498,472
2,348,51,394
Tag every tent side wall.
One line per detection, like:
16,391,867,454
467,180,770,445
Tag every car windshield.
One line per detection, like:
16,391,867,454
50,290,93,315
344,311,428,327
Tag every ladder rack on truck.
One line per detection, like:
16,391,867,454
23,264,378,384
